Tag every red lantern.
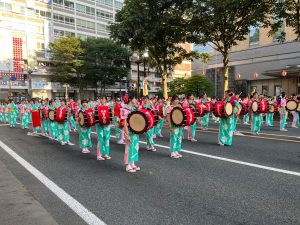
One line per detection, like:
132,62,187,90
253,72,258,79
236,73,241,79
281,70,287,77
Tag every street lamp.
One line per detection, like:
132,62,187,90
63,83,70,100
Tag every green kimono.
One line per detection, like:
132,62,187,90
243,114,250,123
218,98,238,145
169,105,183,152
48,105,58,139
201,99,210,128
251,113,261,133
124,105,139,165
8,103,17,127
144,104,155,148
96,124,110,156
40,106,49,134
57,106,69,143
78,109,92,149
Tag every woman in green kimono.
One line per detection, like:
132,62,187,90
48,100,58,140
167,96,183,158
20,100,29,129
251,93,262,135
142,96,156,151
185,94,197,142
154,98,165,138
8,100,17,127
0,102,4,123
57,99,70,145
266,96,275,126
40,100,49,136
96,97,112,160
201,94,210,130
77,100,92,154
218,90,239,146
113,97,124,144
123,95,140,173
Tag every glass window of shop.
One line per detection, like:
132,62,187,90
274,85,281,96
262,86,269,95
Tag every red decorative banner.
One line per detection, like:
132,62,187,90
12,37,24,80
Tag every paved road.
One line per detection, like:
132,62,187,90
0,121,299,225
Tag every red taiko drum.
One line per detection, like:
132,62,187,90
251,100,268,114
48,109,56,122
78,109,96,127
195,103,206,117
213,101,233,119
170,107,195,127
56,107,68,123
31,110,41,128
239,103,249,116
205,102,213,113
127,110,155,134
95,106,112,125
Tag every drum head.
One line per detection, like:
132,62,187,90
286,100,298,111
269,105,275,113
127,112,148,134
252,101,258,113
171,107,184,126
48,110,55,121
297,103,300,112
78,111,85,127
225,102,233,117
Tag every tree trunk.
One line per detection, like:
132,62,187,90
223,52,229,96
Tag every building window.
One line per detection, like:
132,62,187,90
96,0,113,6
262,86,269,96
53,13,75,25
77,19,96,30
64,0,74,9
96,9,113,20
274,85,281,96
53,0,63,5
54,29,64,37
76,3,95,15
114,0,123,9
0,2,12,11
249,26,259,46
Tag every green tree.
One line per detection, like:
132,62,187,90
267,0,300,42
184,76,214,98
49,36,84,98
81,38,131,96
110,0,200,99
169,78,187,96
190,0,274,95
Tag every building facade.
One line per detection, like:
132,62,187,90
192,25,300,98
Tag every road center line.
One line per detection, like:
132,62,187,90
90,132,300,177
0,140,106,225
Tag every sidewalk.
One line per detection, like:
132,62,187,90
0,160,58,225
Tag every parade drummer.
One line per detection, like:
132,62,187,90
154,97,165,138
218,90,238,146
48,100,58,140
77,100,93,154
291,94,299,128
30,99,41,134
141,96,157,152
167,96,183,159
242,96,250,125
123,95,141,173
95,96,112,161
279,92,288,131
40,100,49,137
266,96,275,127
113,97,125,144
251,92,262,135
20,100,29,129
200,93,210,131
68,98,77,132
57,99,71,145
7,99,17,128
184,94,198,142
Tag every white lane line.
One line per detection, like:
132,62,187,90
0,140,106,225
91,132,300,177
0,124,9,126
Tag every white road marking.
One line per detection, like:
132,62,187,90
0,124,9,126
0,140,106,225
91,132,300,177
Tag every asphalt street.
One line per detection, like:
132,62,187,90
0,120,299,225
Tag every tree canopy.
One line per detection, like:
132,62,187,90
169,76,213,97
189,0,275,94
110,0,201,98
